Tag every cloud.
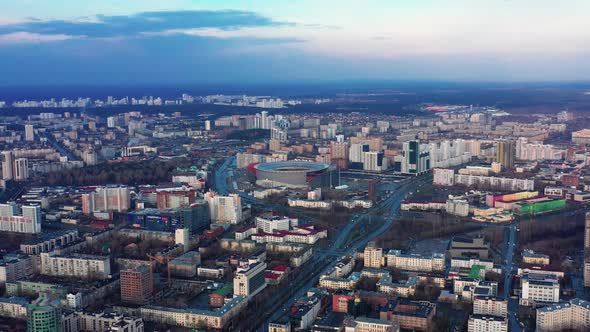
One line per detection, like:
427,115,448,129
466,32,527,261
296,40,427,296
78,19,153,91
142,27,305,44
0,10,293,41
0,32,76,44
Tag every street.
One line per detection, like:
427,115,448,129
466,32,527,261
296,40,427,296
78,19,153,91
212,158,436,331
504,223,522,332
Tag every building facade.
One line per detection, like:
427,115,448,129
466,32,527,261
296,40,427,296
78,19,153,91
204,192,242,224
364,244,383,268
520,273,560,306
82,186,131,214
385,250,445,272
121,265,153,305
40,253,111,280
233,262,267,298
0,203,41,234
467,315,508,332
536,298,590,332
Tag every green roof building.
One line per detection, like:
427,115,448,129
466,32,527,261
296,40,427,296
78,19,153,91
27,296,62,332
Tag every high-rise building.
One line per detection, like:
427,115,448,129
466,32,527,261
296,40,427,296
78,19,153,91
364,242,383,268
107,116,117,128
516,138,565,161
350,137,383,151
261,111,269,129
121,265,153,305
81,185,131,214
1,151,14,180
82,149,97,166
269,139,281,151
271,127,288,142
363,151,388,172
25,124,34,142
156,188,197,209
175,228,190,252
27,296,62,332
495,141,515,169
0,203,41,234
233,262,267,298
14,158,29,181
349,143,370,164
396,140,430,175
585,212,590,250
330,142,349,160
0,153,27,182
204,192,242,224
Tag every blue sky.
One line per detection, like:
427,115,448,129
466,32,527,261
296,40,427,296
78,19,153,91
0,1,589,85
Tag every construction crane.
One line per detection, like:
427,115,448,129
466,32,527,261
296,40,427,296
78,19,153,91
147,253,174,288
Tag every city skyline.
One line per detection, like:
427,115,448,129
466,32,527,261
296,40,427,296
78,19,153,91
2,2,590,332
1,1,590,85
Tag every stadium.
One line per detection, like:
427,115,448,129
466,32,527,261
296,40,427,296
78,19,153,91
253,161,333,188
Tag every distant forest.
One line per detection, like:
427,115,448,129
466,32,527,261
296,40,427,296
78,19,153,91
34,159,192,187
226,129,270,140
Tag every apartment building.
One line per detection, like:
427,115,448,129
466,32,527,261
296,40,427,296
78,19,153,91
344,317,399,332
82,185,131,214
377,275,417,298
473,296,508,318
0,203,41,234
40,252,111,279
385,250,445,272
467,315,508,332
121,265,153,305
364,243,383,268
536,298,590,332
319,272,361,291
0,296,27,319
204,191,243,224
0,254,36,287
63,310,144,332
520,273,560,306
140,296,247,330
20,229,79,255
379,299,436,331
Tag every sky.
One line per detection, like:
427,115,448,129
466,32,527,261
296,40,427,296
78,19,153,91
0,0,589,85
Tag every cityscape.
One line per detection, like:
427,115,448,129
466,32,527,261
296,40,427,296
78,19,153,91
1,1,590,332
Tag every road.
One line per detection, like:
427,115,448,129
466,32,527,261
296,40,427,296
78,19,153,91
503,223,522,332
258,175,432,331
213,155,235,195
43,134,81,161
213,155,259,206
212,156,432,331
